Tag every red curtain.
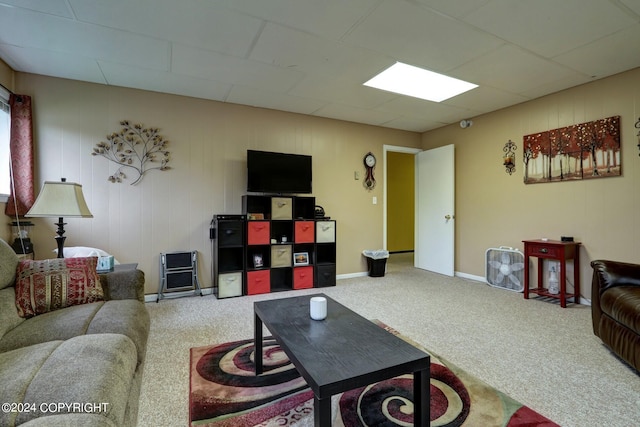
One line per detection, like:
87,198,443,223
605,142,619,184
4,94,35,217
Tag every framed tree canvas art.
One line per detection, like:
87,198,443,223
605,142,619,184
523,116,620,184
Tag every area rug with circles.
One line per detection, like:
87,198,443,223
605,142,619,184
189,321,558,426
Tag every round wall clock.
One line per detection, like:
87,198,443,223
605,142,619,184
363,152,376,190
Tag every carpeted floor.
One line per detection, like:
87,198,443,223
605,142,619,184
139,253,640,426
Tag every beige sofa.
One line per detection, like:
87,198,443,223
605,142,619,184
0,239,150,426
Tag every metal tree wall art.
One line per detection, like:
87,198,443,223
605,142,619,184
92,120,171,185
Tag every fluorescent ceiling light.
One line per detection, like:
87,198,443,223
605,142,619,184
364,62,478,102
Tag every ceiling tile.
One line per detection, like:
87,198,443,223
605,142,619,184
466,0,638,57
99,62,232,101
343,0,504,72
518,73,594,100
249,23,383,78
0,5,170,70
552,25,640,79
227,85,328,116
69,0,263,57
620,0,640,15
414,0,492,19
0,44,106,84
0,0,73,18
290,73,397,110
172,44,304,93
451,45,585,95
218,0,377,40
380,116,444,133
443,86,530,114
313,103,399,127
375,95,474,124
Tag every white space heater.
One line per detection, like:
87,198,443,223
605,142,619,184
485,246,525,292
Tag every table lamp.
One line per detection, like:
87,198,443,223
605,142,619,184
25,178,93,258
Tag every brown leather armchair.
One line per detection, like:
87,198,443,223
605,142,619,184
590,260,640,371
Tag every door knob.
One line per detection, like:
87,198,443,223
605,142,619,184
445,215,452,220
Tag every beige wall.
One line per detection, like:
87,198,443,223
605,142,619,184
0,58,14,92
422,67,640,301
8,67,639,299
0,59,14,243
387,151,414,252
14,73,421,294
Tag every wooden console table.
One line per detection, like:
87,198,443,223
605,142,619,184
522,239,581,308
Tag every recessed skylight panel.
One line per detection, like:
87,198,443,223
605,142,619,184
364,62,477,102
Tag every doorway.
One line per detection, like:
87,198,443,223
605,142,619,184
383,145,421,267
384,144,455,276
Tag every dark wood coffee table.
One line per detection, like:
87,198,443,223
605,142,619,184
254,293,430,426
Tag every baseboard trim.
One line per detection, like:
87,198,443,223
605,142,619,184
144,271,496,301
143,270,592,306
578,297,592,306
455,271,486,283
146,287,213,303
454,271,592,306
337,272,368,280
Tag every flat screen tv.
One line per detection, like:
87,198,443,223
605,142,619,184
247,150,312,194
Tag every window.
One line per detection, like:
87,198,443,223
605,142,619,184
0,86,10,203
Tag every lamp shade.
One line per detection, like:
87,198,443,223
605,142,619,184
26,181,93,218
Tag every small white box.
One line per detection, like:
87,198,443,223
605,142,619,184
97,255,115,272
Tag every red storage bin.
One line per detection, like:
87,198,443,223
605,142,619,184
247,270,270,295
247,221,270,245
294,221,315,243
293,266,314,289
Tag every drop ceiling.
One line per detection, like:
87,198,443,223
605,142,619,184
1,0,639,132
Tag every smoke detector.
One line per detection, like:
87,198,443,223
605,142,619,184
459,119,473,128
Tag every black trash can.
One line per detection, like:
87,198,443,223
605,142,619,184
363,250,389,277
366,257,387,277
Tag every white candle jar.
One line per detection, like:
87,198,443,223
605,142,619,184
310,297,327,320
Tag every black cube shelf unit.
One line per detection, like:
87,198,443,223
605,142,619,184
212,195,336,299
212,215,245,298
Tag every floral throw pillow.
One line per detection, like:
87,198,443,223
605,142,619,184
15,257,104,318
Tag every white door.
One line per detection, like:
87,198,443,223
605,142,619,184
415,144,455,276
